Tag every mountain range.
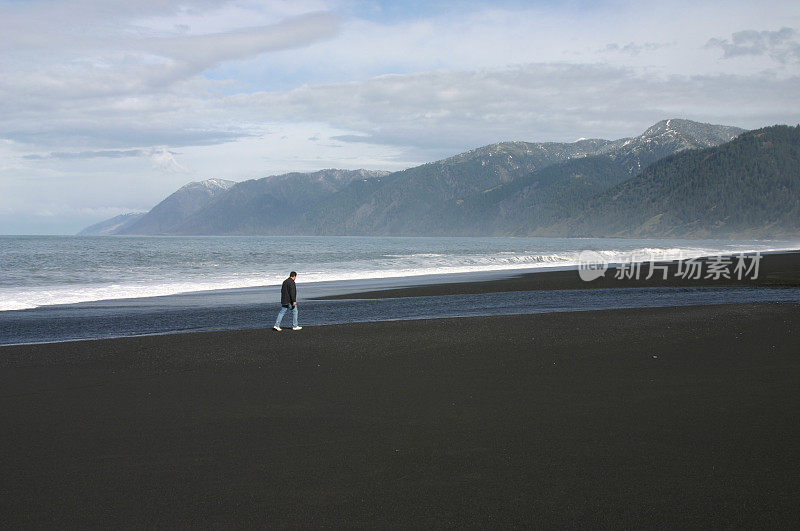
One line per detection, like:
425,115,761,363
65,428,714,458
77,212,146,236
79,119,800,239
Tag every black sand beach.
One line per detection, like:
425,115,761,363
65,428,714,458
7,250,800,346
2,300,799,527
321,249,800,299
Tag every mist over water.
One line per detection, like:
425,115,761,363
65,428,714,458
1,235,798,311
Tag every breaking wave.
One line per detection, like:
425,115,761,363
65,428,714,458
1,235,797,311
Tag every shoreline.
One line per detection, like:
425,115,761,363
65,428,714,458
319,248,800,299
2,302,799,527
2,249,800,346
4,291,799,348
4,245,800,312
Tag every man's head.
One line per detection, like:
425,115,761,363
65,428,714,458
290,271,297,279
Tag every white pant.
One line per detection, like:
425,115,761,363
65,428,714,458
274,305,298,328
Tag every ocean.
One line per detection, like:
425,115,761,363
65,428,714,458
2,235,799,344
3,235,798,312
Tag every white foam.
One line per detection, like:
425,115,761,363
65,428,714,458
2,244,794,312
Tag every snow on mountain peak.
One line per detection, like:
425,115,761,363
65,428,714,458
179,178,236,193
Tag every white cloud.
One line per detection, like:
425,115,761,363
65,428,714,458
0,12,341,108
227,63,800,146
2,0,800,233
706,27,800,64
604,42,675,56
150,147,190,173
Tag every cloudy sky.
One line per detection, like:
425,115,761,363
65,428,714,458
1,0,799,234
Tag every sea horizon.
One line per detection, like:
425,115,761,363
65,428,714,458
2,234,800,345
2,234,800,313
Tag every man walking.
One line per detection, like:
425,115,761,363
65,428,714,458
274,271,302,331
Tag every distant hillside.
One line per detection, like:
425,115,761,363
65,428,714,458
116,179,235,235
556,125,800,238
595,119,747,174
76,119,800,240
301,119,744,235
77,212,145,236
302,139,610,235
171,169,389,235
455,155,632,236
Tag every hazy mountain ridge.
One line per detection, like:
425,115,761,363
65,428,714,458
553,125,800,238
171,169,389,235
77,212,146,236
452,155,632,236
117,178,235,235
596,119,746,174
79,120,800,239
300,119,744,235
301,138,617,235
435,119,747,236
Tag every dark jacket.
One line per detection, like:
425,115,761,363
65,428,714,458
280,277,296,306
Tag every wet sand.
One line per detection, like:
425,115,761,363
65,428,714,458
1,301,799,527
319,249,800,299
